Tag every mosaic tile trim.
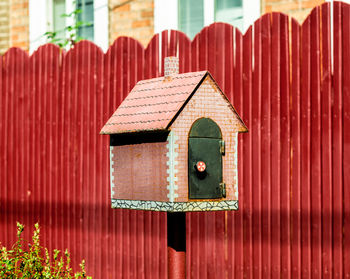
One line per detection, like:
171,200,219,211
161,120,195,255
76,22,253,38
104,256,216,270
233,132,238,200
111,199,238,212
166,131,179,202
109,146,115,197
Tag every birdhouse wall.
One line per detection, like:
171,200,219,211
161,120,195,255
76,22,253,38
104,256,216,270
110,142,169,202
169,76,241,202
108,75,242,210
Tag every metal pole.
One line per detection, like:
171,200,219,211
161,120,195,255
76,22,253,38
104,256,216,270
167,212,186,279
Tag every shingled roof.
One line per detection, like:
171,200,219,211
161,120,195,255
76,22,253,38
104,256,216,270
100,71,247,134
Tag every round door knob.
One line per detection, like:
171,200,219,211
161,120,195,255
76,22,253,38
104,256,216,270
196,161,206,172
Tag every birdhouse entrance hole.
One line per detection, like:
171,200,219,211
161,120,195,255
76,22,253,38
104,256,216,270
188,118,225,199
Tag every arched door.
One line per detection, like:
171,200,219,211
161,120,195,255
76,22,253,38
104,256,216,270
188,118,225,199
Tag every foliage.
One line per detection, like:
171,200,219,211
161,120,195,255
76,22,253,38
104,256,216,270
0,223,91,279
44,4,92,48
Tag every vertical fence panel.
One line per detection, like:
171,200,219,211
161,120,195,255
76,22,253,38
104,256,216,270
271,12,281,279
260,14,272,278
342,3,350,278
252,17,263,279
229,26,244,279
241,26,253,279
310,7,322,278
300,14,312,279
290,17,302,279
279,13,291,279
320,4,333,278
333,2,344,278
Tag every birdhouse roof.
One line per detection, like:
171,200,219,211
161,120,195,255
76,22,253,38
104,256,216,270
100,71,247,134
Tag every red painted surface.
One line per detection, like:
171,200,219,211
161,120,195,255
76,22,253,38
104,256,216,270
168,248,186,279
0,3,349,278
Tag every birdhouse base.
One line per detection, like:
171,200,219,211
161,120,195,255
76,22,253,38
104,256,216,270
111,199,238,212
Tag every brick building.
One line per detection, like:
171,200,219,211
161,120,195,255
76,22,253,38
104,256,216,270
0,0,332,54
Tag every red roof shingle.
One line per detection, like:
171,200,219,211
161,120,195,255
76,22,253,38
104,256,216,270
101,71,207,134
100,71,247,134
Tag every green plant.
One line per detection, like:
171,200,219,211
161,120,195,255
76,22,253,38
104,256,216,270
0,222,91,278
44,4,92,48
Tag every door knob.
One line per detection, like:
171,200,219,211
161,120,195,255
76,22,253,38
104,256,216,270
195,161,206,172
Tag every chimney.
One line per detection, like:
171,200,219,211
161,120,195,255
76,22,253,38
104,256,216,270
164,56,179,78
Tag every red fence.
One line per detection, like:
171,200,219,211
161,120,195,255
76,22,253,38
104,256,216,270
1,2,349,278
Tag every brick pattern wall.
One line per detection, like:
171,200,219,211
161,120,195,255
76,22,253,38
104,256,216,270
9,0,29,50
262,0,325,23
164,56,179,78
0,0,9,54
110,142,169,201
170,76,241,202
109,0,154,47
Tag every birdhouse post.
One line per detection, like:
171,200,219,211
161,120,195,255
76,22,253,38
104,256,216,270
101,56,247,278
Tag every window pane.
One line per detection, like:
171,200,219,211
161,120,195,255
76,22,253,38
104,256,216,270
178,0,204,39
77,0,94,41
215,0,243,31
216,0,242,9
53,0,66,40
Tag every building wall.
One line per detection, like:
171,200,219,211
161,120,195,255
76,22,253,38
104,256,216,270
262,0,325,23
1,0,327,54
109,0,154,47
0,0,9,54
170,76,241,202
9,0,29,51
108,0,326,48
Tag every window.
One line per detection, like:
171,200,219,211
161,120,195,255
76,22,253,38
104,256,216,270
29,0,108,53
76,0,94,41
154,0,260,39
178,0,204,40
53,0,66,41
215,0,243,31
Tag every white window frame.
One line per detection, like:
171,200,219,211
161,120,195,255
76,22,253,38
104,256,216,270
29,0,108,53
154,0,260,35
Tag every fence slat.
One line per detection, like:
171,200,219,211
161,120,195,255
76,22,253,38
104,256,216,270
279,13,291,279
300,14,312,279
333,2,344,278
242,25,253,279
229,26,244,279
320,4,333,279
342,3,350,278
271,12,282,279
310,7,322,278
260,13,272,278
291,17,302,279
252,17,263,279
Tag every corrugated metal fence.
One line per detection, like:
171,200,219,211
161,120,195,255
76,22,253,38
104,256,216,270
1,2,349,278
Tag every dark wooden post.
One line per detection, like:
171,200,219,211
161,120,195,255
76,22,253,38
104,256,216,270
167,212,186,279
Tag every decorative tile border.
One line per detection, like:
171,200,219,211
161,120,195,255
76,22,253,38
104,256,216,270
166,131,179,202
109,146,115,197
111,199,238,212
233,132,238,200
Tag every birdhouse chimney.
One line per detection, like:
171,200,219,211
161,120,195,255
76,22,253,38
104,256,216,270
164,56,179,78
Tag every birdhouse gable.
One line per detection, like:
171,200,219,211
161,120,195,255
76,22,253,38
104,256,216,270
100,71,207,135
100,71,247,135
101,57,248,212
164,75,244,204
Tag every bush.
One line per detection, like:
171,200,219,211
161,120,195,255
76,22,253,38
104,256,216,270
0,223,91,278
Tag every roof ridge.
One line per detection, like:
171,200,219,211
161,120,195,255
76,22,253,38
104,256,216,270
137,71,207,85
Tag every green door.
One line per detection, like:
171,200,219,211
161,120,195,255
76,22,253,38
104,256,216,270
188,118,224,199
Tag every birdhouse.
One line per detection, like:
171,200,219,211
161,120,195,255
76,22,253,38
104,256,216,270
101,57,247,212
